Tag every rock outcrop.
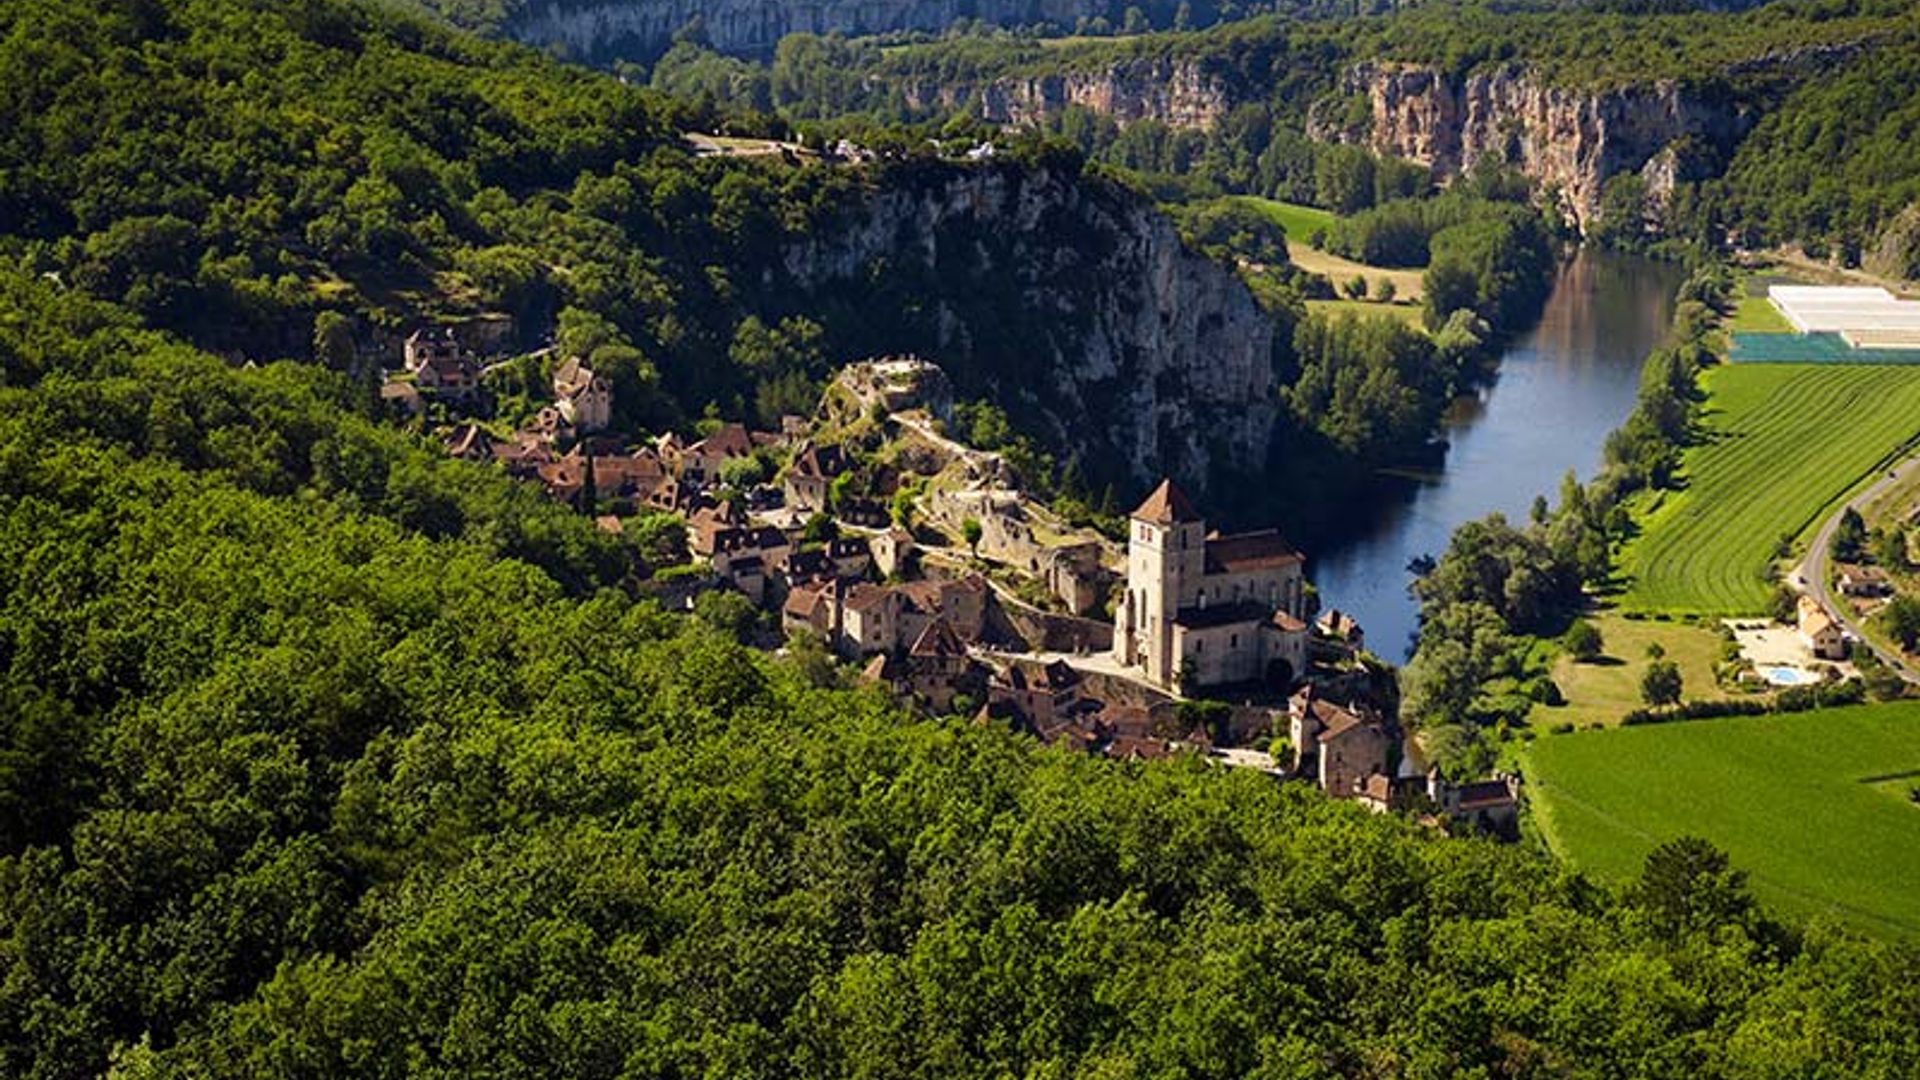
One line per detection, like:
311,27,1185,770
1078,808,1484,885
899,57,1232,129
508,0,1113,59
776,164,1279,497
1308,62,1754,232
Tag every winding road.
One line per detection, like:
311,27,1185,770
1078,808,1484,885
1797,453,1920,684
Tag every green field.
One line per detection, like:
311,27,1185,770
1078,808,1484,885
1617,364,1920,614
1730,294,1794,333
1305,298,1426,327
1533,613,1734,729
1223,195,1336,242
1526,703,1920,936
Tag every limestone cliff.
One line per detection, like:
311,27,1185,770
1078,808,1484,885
776,164,1279,496
506,0,1112,60
1308,46,1863,231
1306,62,1754,231
898,56,1232,129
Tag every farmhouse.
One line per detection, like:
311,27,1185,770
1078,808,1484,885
1111,479,1309,690
1838,565,1894,598
1797,594,1847,660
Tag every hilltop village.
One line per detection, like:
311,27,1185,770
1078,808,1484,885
385,331,1520,835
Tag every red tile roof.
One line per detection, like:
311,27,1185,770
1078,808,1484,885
1204,529,1302,573
1131,478,1201,525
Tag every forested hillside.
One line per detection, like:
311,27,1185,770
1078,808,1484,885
5,264,1920,1079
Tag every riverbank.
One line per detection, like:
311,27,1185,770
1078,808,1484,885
1310,250,1685,659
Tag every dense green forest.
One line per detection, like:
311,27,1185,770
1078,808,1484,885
6,263,1920,1078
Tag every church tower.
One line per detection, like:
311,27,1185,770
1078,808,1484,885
1113,478,1205,686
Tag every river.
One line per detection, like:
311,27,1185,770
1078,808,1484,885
1309,250,1687,661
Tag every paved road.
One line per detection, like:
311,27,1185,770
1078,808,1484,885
1797,453,1920,683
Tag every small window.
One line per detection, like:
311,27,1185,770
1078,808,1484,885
1230,634,1238,648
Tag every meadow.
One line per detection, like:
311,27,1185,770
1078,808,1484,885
1533,613,1733,729
1223,195,1335,242
1305,298,1426,327
1616,363,1920,614
1525,702,1920,937
1730,294,1793,333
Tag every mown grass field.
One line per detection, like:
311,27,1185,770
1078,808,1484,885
1223,195,1335,242
1525,703,1920,937
1730,294,1794,333
1305,298,1426,327
1532,613,1733,729
1617,363,1920,614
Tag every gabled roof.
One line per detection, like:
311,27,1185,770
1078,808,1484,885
783,581,828,619
1205,529,1303,573
842,583,894,614
693,422,756,458
909,618,967,659
790,441,848,479
1131,478,1202,525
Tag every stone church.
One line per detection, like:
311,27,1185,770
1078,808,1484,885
1112,479,1309,690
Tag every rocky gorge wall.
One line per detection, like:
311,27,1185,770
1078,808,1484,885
775,164,1279,498
1307,62,1754,232
898,56,1232,129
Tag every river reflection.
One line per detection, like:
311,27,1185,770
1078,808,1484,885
1308,250,1687,660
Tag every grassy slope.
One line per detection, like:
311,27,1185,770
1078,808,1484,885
1617,364,1920,615
1524,703,1920,937
1305,298,1425,327
1226,195,1335,241
1533,613,1734,729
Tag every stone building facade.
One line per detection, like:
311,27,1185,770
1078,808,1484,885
1112,479,1308,690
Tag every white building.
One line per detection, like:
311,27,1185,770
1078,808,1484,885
1112,479,1309,690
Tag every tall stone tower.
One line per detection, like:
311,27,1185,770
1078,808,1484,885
1113,479,1205,686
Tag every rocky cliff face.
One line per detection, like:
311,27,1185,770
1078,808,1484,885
777,165,1278,496
1309,62,1754,231
899,57,1232,129
509,0,1111,59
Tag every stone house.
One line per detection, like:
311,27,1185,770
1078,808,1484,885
861,618,986,714
679,423,775,486
782,580,836,640
783,441,849,513
1798,594,1847,659
1838,565,1894,598
1288,686,1394,800
405,329,481,400
1112,479,1309,690
838,584,901,659
872,528,916,579
552,356,613,433
896,574,989,644
986,660,1087,732
1426,771,1522,838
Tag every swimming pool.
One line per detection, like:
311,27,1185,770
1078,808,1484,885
1760,665,1821,687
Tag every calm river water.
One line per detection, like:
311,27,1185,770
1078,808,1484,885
1309,249,1687,660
